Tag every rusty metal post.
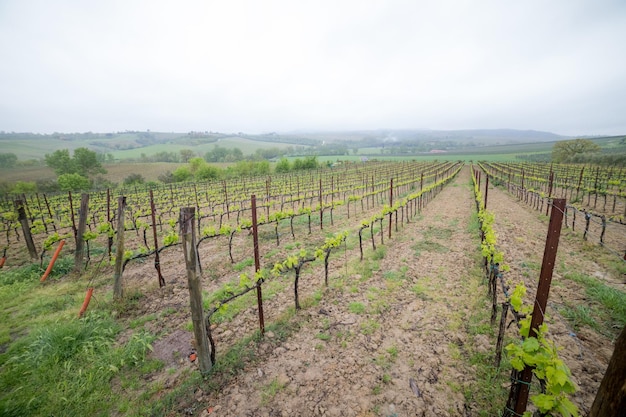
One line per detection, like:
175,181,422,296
510,198,565,416
484,175,489,210
251,195,265,336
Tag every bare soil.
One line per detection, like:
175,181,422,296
120,166,622,416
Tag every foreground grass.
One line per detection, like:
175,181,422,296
0,258,158,417
560,271,626,338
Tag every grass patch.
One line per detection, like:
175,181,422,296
559,305,600,332
0,311,156,417
372,246,387,260
360,319,380,335
423,225,454,240
410,282,430,300
348,302,366,314
260,377,287,405
562,271,626,336
413,239,449,256
233,258,254,272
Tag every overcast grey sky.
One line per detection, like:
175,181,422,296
1,0,625,136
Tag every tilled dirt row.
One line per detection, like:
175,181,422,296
193,166,493,416
137,165,621,416
484,178,622,416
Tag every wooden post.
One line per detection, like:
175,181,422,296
180,207,212,374
251,195,265,336
510,199,565,416
106,188,112,259
590,324,626,416
319,178,323,230
113,196,126,299
388,178,393,239
14,199,38,261
150,190,165,287
74,193,89,273
68,191,77,240
546,171,554,216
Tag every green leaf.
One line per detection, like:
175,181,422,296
556,397,579,417
238,273,251,288
522,337,539,353
531,393,555,413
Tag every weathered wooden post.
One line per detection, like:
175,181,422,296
590,324,626,415
180,207,212,373
14,199,38,261
113,196,126,299
388,178,393,239
251,195,265,335
74,193,89,273
150,190,165,287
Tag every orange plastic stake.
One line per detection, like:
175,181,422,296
78,287,94,317
40,240,65,282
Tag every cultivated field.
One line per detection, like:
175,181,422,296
0,162,624,416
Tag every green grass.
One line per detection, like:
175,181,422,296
0,311,157,417
233,257,254,272
413,239,449,256
561,272,626,336
348,302,366,314
260,377,288,405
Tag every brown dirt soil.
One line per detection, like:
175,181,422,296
113,165,622,416
484,178,624,416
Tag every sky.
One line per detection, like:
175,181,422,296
1,0,625,136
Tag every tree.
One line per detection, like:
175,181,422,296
172,166,192,182
180,149,195,163
0,153,18,168
552,139,601,163
10,181,37,194
45,149,73,175
123,173,145,185
57,173,91,191
275,157,291,173
73,147,106,176
590,325,626,416
196,164,220,180
44,148,106,177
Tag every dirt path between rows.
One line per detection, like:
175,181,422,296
193,166,494,416
485,179,621,416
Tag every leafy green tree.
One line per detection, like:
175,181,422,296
123,173,145,185
196,164,221,180
275,157,291,173
180,149,195,163
72,147,106,176
0,153,18,168
57,173,91,191
45,149,73,175
292,158,304,170
158,171,175,183
10,181,37,194
172,166,192,182
188,157,206,175
44,148,106,177
552,139,601,163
